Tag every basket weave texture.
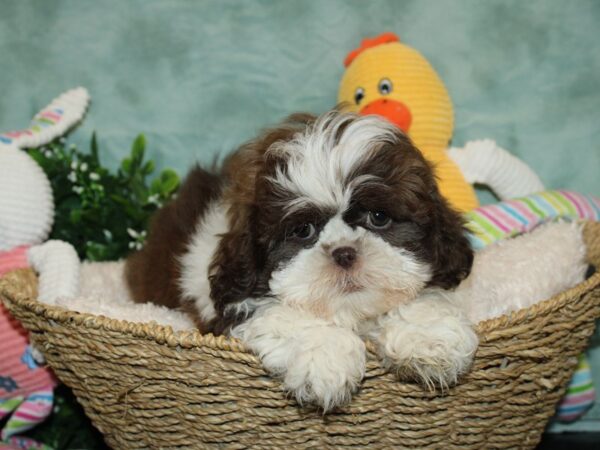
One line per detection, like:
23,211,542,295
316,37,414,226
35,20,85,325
2,222,600,450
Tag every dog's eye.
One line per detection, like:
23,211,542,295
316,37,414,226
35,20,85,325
367,211,391,229
354,87,365,105
291,223,316,240
378,78,393,95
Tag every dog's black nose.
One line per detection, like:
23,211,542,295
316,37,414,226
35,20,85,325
332,246,357,269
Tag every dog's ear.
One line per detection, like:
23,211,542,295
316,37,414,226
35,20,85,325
209,205,259,312
426,191,474,289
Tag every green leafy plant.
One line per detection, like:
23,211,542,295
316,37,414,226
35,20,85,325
28,134,180,261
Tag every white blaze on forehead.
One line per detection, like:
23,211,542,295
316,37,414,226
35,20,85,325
268,112,398,213
318,215,366,246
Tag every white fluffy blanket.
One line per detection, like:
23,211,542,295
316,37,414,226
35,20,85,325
50,260,194,331
40,221,588,330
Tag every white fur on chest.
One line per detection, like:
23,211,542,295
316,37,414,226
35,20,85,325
178,201,228,322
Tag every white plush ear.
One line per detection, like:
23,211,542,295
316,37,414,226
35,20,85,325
0,87,90,149
0,87,90,250
28,240,80,302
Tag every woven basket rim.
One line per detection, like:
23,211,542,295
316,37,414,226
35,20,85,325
2,267,599,353
2,220,600,353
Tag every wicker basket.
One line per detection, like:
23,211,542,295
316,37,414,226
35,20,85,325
2,222,600,450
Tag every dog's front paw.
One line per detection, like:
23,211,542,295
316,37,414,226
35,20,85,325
233,305,367,411
283,327,366,411
376,296,478,389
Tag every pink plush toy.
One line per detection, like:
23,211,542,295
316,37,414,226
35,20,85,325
0,88,87,447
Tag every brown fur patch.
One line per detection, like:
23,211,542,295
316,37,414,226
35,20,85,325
207,114,316,320
124,166,222,316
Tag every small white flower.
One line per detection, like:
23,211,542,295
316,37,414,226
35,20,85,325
135,242,143,251
127,228,139,239
44,150,53,158
89,172,100,181
70,161,78,170
80,162,88,172
72,186,84,194
103,229,113,240
68,172,77,182
128,242,136,249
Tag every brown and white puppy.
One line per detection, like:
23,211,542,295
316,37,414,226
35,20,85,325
126,111,478,410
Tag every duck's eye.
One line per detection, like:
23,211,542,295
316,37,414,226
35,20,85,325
354,87,365,105
367,211,391,229
291,223,316,240
378,78,393,95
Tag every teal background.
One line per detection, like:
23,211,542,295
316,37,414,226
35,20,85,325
1,0,599,198
2,0,600,428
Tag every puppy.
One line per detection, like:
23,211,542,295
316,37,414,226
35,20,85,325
126,111,478,410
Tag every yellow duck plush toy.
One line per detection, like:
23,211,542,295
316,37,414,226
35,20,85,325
339,34,596,423
338,32,544,213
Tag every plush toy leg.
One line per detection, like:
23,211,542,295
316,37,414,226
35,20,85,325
0,397,24,422
27,241,80,303
2,436,53,450
556,354,596,422
0,390,54,441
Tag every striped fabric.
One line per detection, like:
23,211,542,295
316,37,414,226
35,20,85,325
466,190,600,249
0,390,54,441
2,436,52,450
556,355,596,422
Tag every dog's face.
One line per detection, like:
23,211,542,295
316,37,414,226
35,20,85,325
209,112,472,331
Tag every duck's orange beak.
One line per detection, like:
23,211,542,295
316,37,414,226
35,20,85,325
360,98,412,133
